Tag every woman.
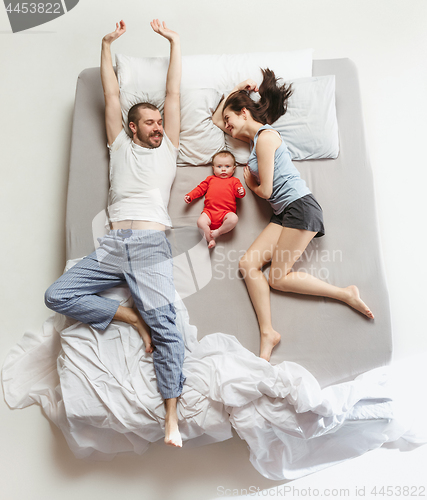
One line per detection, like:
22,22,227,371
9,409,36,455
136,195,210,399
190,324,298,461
212,69,374,362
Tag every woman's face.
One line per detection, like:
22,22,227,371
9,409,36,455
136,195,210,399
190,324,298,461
223,107,245,138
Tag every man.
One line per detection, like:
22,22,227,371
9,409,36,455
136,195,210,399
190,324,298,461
45,19,184,447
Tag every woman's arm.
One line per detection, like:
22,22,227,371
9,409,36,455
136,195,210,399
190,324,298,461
244,131,281,199
212,79,259,134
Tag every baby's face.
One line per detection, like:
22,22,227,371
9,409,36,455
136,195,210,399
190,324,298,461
213,155,236,179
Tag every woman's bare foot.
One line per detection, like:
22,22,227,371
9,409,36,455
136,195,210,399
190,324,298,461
343,285,374,319
164,398,182,447
260,329,281,362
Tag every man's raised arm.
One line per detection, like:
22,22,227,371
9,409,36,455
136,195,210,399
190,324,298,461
101,21,126,147
150,19,181,149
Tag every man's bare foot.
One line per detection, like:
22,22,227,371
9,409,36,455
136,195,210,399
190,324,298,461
164,398,182,447
343,285,374,319
164,410,182,447
207,229,222,248
260,330,281,362
130,307,154,353
113,306,153,353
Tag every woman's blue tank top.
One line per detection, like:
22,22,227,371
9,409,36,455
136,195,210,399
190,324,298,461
247,124,311,215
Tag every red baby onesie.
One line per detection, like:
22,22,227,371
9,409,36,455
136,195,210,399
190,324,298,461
186,175,246,230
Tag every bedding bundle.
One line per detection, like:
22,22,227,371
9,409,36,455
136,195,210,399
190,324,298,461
2,257,423,479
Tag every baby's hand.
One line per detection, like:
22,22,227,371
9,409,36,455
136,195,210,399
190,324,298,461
184,195,191,204
237,187,245,196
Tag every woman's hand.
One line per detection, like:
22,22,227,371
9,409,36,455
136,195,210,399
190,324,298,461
103,20,126,45
150,19,179,43
243,165,259,192
233,79,259,93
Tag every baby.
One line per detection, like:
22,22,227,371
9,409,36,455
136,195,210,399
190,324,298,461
184,150,246,248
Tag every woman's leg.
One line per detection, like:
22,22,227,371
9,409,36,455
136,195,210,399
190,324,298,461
269,227,374,318
239,223,283,361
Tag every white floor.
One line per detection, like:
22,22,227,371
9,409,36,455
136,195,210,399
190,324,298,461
1,1,426,499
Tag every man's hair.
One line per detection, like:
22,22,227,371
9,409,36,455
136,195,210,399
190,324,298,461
211,150,236,166
127,102,160,128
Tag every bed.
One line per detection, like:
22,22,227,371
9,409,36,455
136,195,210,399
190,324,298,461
4,56,412,480
67,57,392,384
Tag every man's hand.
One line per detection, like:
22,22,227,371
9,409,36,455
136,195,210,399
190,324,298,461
184,195,191,204
103,20,126,45
150,19,179,43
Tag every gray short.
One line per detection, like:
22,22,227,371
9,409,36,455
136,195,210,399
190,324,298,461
270,194,325,238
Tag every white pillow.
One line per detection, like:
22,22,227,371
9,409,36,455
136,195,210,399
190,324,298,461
225,75,339,163
119,88,225,166
178,88,225,166
116,49,313,93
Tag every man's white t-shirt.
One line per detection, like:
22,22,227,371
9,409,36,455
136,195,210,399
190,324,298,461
107,129,178,227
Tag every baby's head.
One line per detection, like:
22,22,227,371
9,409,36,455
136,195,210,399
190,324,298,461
211,150,236,179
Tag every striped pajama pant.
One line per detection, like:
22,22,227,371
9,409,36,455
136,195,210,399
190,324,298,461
45,229,186,400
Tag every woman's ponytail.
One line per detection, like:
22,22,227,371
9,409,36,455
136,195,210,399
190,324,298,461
223,68,293,125
258,68,293,124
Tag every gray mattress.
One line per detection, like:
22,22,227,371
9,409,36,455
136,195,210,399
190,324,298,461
65,58,392,387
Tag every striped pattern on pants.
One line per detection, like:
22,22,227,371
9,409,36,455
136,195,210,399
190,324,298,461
45,229,186,399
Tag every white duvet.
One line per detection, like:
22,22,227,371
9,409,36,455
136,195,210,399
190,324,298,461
2,264,426,480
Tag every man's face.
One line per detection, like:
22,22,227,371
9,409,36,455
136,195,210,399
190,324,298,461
131,108,164,149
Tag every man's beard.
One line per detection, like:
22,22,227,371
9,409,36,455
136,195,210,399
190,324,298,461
137,129,163,149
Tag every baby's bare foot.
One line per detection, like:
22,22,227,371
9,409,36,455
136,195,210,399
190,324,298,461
260,330,281,362
206,229,220,249
344,285,374,319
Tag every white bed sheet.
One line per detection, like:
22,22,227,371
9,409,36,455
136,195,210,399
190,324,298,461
3,261,425,480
